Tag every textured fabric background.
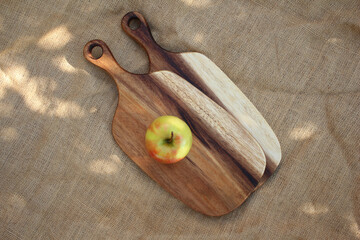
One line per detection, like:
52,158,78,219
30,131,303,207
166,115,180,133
0,0,359,239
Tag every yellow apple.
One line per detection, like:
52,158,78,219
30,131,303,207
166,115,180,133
145,116,192,164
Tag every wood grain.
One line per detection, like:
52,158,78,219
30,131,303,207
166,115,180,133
121,11,282,185
83,39,266,216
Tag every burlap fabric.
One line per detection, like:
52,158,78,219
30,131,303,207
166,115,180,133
1,0,359,239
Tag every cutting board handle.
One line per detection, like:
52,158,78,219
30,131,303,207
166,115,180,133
83,39,127,77
121,11,164,57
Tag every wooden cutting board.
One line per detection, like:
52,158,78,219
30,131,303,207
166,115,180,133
83,40,266,216
121,12,281,185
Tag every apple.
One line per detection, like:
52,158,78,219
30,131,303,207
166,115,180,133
145,115,193,164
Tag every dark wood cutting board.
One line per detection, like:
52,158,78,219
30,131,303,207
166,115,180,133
83,40,266,216
121,12,281,186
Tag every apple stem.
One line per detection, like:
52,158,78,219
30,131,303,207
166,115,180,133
167,131,174,143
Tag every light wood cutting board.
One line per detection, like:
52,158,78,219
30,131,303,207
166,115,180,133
121,12,281,185
83,39,266,216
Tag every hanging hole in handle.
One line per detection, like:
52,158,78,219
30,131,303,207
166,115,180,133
90,45,103,59
128,17,141,30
